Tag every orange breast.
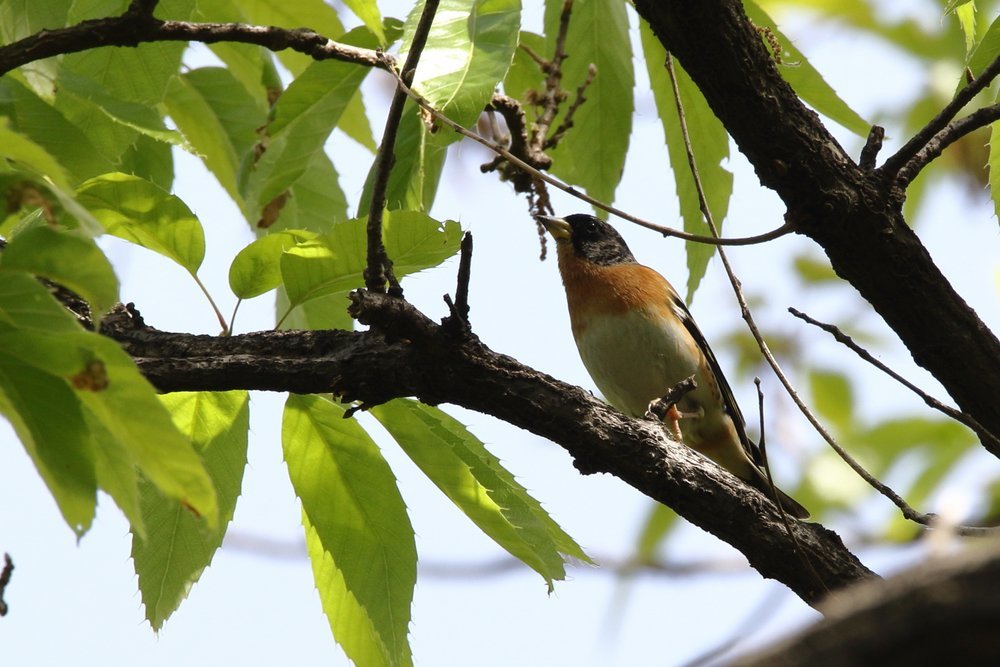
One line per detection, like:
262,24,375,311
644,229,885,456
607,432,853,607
556,247,677,338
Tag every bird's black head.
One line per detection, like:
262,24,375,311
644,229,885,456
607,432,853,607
540,214,636,266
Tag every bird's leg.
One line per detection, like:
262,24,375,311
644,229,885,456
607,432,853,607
645,375,700,441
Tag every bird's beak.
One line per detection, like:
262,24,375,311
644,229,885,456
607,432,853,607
538,215,572,240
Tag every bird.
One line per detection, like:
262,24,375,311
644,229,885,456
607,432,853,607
539,213,809,518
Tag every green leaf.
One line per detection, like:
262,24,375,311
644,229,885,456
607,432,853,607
0,1,68,94
372,400,590,590
133,391,249,630
269,153,350,233
0,77,114,184
343,0,387,44
640,25,733,303
742,1,871,138
947,0,977,53
228,230,317,299
358,102,448,215
76,172,206,274
792,253,839,284
164,68,267,203
544,0,634,207
2,226,119,316
401,0,522,134
808,369,854,431
280,212,461,313
283,394,415,667
242,57,368,222
967,13,1000,79
504,31,546,101
0,349,96,536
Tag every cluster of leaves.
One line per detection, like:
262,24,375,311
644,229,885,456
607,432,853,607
2,0,999,664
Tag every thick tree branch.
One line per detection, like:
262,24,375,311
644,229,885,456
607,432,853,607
98,300,875,607
0,12,387,77
633,0,1000,454
732,543,1000,665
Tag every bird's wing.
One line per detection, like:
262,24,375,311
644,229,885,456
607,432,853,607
669,294,764,467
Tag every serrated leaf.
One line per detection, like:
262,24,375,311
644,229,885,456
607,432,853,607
0,348,96,536
2,226,119,316
165,67,267,203
76,172,206,274
966,13,1000,80
283,394,415,667
544,0,634,207
280,211,460,313
640,25,732,303
0,77,113,184
401,0,522,135
133,391,249,631
242,56,368,222
228,229,317,299
743,0,872,138
948,0,977,53
0,1,68,94
372,400,590,590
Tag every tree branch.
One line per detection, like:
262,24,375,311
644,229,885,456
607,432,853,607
633,0,1000,454
896,103,1000,185
98,300,875,607
0,12,388,77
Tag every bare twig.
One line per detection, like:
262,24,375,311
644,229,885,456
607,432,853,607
880,53,1000,178
530,0,575,150
0,553,12,616
788,307,1000,450
387,70,793,247
859,125,885,170
363,1,441,295
897,103,1000,185
544,63,597,150
442,232,474,335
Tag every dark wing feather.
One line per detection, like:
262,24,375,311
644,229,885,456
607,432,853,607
669,295,764,467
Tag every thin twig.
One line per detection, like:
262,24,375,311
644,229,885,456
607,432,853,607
789,307,1000,450
880,53,1000,178
530,0,575,150
662,53,998,538
897,103,1000,185
363,0,441,294
388,70,793,247
859,125,885,170
442,232,474,335
544,63,597,150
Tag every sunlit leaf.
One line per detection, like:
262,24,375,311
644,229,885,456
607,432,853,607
401,0,522,135
280,212,461,313
284,394,415,667
808,368,854,431
743,0,872,138
640,25,732,303
372,400,590,590
544,0,634,207
133,391,249,630
990,122,1000,225
76,172,206,274
1,226,119,316
229,230,317,299
342,0,387,45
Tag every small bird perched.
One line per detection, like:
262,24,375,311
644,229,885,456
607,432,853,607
540,213,808,518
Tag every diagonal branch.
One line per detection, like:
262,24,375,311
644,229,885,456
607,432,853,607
98,300,875,607
896,103,1000,185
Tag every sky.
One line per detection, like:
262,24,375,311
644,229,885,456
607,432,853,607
2,2,999,666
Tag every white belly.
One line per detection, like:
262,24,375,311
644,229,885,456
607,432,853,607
574,308,699,418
